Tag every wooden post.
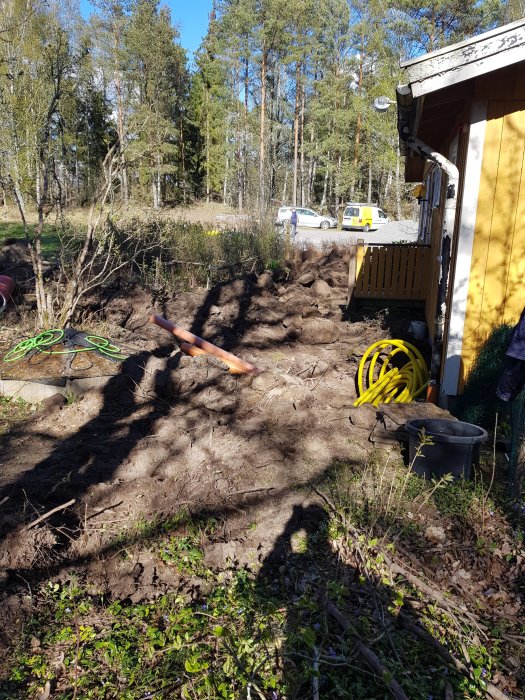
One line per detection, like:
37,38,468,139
346,243,357,307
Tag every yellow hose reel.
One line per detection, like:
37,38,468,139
354,339,429,407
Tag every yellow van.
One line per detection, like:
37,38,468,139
342,203,389,232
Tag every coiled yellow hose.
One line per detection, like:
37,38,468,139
354,339,429,407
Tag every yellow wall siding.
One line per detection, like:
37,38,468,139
460,101,525,386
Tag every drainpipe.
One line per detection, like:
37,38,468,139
396,85,459,404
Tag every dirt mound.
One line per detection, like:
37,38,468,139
0,238,35,284
0,249,376,575
6,245,515,695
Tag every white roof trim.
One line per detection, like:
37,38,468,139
401,19,525,98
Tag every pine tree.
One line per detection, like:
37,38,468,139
125,0,188,208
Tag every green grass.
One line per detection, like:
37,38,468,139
0,396,33,436
2,495,490,700
5,571,285,699
2,522,479,700
0,222,61,255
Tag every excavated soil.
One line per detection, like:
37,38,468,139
3,246,523,695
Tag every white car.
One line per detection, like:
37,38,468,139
275,206,338,230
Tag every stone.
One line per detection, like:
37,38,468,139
215,478,230,494
296,271,316,286
256,272,274,290
425,525,447,544
203,542,238,568
310,279,332,297
41,393,66,412
348,405,378,430
299,318,340,344
251,371,284,393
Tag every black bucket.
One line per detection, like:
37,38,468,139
405,419,488,480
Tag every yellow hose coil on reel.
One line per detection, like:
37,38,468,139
354,339,429,407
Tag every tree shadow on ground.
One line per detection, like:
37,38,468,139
0,500,474,699
0,275,262,542
251,502,466,699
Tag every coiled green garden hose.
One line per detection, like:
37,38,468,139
3,329,128,363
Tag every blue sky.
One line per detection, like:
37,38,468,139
79,0,213,57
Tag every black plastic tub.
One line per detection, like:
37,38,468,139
405,419,488,480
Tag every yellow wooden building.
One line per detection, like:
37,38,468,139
396,18,525,404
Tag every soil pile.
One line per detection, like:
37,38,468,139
0,247,433,582
1,246,522,698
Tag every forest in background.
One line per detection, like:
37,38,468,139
0,0,522,223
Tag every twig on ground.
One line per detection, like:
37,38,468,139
482,412,498,533
22,499,76,531
86,501,124,521
228,487,275,496
72,618,80,700
398,613,512,700
321,595,409,700
15,573,33,597
312,645,320,700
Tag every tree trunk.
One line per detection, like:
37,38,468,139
281,169,288,203
235,60,243,210
223,125,230,205
115,70,128,205
180,115,187,205
158,154,163,208
308,123,317,205
152,167,159,209
258,49,267,219
35,154,41,210
335,152,342,215
10,170,27,227
269,61,278,204
292,61,301,207
352,36,364,196
243,56,249,209
384,168,392,200
205,86,211,203
367,160,372,202
300,83,305,207
237,130,243,211
320,155,329,210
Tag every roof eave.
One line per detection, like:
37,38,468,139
402,18,525,98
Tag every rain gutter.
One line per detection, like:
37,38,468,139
396,84,460,404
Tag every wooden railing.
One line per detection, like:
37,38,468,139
348,243,431,302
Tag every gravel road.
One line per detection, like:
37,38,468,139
293,219,419,247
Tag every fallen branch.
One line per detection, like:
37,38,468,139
384,554,470,617
398,613,512,700
229,487,275,496
312,645,320,700
22,499,76,532
321,595,409,700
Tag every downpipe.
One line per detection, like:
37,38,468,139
403,134,459,404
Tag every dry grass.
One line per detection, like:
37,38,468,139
1,202,242,229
